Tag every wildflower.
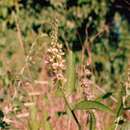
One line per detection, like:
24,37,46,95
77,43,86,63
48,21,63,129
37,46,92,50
80,65,95,100
45,19,66,83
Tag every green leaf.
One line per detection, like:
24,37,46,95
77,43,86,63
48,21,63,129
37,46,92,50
0,61,3,68
0,110,4,119
115,98,123,117
102,92,112,99
56,111,66,117
6,50,14,59
88,111,96,130
115,85,124,117
73,100,114,115
112,85,124,130
96,92,113,101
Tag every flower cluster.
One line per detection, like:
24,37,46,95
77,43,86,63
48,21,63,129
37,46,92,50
80,65,95,100
45,19,66,83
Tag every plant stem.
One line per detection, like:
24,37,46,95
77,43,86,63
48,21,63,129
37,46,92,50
59,86,82,130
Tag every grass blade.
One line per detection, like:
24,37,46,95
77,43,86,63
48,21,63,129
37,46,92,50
88,111,96,130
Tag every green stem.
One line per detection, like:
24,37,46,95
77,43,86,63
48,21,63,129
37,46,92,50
59,86,82,130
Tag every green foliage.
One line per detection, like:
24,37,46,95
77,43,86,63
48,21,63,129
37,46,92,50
0,0,129,90
73,100,114,114
88,111,96,130
0,0,130,130
0,110,9,130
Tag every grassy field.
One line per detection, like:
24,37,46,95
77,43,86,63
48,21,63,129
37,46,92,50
0,0,130,130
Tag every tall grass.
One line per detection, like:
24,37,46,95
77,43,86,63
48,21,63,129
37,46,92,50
0,16,130,130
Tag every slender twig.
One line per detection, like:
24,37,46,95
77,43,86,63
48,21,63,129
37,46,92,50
12,18,45,98
13,2,25,50
14,12,25,50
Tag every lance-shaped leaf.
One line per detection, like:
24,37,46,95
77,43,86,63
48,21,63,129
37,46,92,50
73,100,114,115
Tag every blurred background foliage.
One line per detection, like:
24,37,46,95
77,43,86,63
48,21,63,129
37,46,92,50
0,0,130,96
